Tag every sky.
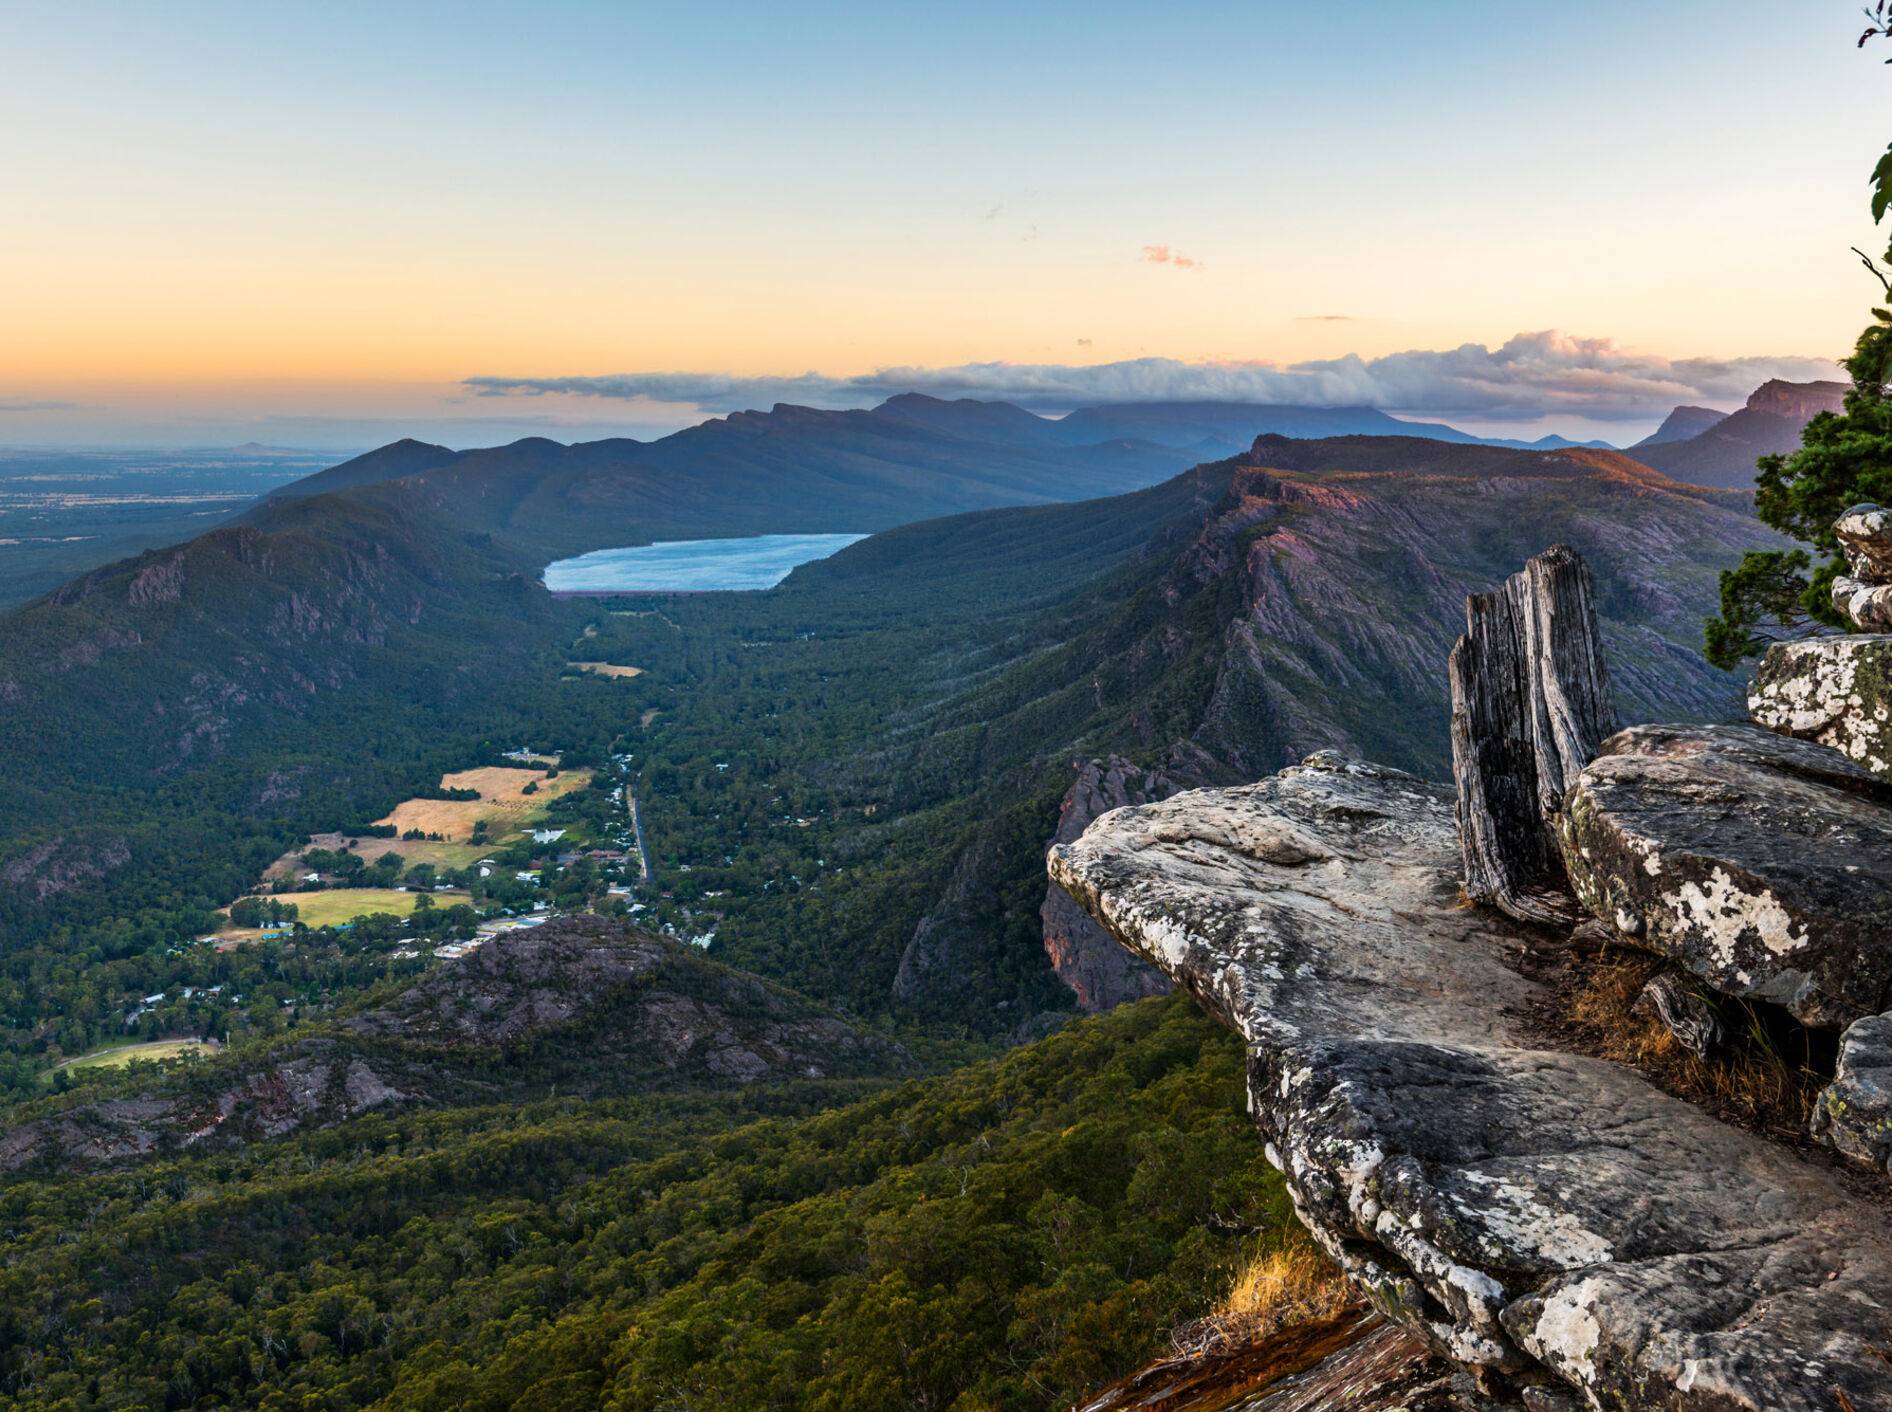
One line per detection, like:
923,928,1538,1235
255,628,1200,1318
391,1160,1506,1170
0,0,1886,449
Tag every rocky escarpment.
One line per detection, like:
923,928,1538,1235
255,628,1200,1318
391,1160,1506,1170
1041,757,1178,1011
1051,755,1892,1410
0,916,905,1174
1630,379,1847,490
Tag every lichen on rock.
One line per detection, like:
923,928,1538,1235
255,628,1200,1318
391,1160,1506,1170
1749,634,1892,779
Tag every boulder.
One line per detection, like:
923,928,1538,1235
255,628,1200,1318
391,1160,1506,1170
1558,722,1892,1028
1749,634,1892,777
1831,575,1892,632
1449,546,1615,925
1812,1012,1892,1177
1835,502,1892,582
1049,753,1892,1410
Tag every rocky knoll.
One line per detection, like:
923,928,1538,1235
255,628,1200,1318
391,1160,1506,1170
1050,755,1892,1409
0,916,904,1174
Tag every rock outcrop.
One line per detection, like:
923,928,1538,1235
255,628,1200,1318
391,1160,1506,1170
1812,1013,1892,1179
1449,546,1615,924
1749,634,1892,778
1041,757,1177,1010
1050,754,1892,1410
1557,722,1892,1029
1830,503,1892,632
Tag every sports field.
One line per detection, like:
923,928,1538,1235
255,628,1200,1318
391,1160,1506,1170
242,886,472,928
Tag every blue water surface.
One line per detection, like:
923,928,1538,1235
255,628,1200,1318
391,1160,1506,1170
542,533,868,593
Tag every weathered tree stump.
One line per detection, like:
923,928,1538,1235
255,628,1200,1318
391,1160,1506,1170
1449,545,1616,924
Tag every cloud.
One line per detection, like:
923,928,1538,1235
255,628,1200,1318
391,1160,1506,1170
464,331,1837,424
1295,314,1356,322
1140,243,1200,269
0,398,76,412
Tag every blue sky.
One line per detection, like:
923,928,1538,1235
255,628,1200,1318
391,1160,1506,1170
1,1,1885,446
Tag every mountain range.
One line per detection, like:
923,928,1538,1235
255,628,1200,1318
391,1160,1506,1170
257,395,1632,569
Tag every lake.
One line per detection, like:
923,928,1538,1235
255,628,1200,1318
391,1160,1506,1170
542,533,869,593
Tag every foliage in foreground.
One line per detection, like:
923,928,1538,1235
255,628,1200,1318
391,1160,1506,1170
0,994,1292,1412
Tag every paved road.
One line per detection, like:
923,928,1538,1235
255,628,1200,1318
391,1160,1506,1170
625,781,654,883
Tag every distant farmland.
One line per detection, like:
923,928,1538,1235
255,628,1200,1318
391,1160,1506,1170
238,886,472,929
56,1039,222,1072
567,660,643,678
375,767,591,844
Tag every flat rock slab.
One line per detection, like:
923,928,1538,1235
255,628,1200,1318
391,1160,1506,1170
1750,634,1892,779
1049,754,1892,1411
1559,723,1892,1028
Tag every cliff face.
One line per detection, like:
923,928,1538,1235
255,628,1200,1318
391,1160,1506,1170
1023,436,1780,1014
1041,757,1176,1011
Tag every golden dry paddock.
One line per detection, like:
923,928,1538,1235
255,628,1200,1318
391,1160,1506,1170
376,766,591,843
567,660,643,678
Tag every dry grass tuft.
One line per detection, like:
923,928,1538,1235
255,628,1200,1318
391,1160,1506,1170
1568,954,1820,1140
1171,1239,1353,1359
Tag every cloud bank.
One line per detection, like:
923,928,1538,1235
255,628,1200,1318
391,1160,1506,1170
0,398,77,413
465,332,1837,424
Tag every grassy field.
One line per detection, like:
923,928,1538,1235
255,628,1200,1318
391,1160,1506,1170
265,833,487,880
567,660,643,678
377,766,591,843
56,1039,222,1072
243,886,472,928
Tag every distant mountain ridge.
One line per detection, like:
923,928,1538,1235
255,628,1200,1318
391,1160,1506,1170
1634,405,1728,448
1630,378,1846,488
262,395,1624,567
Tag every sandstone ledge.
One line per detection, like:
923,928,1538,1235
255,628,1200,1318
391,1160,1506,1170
1049,753,1892,1410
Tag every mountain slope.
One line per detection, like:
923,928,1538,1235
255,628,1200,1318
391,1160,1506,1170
1635,404,1728,448
268,437,459,498
261,401,1203,565
1630,378,1845,487
792,434,1783,1016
